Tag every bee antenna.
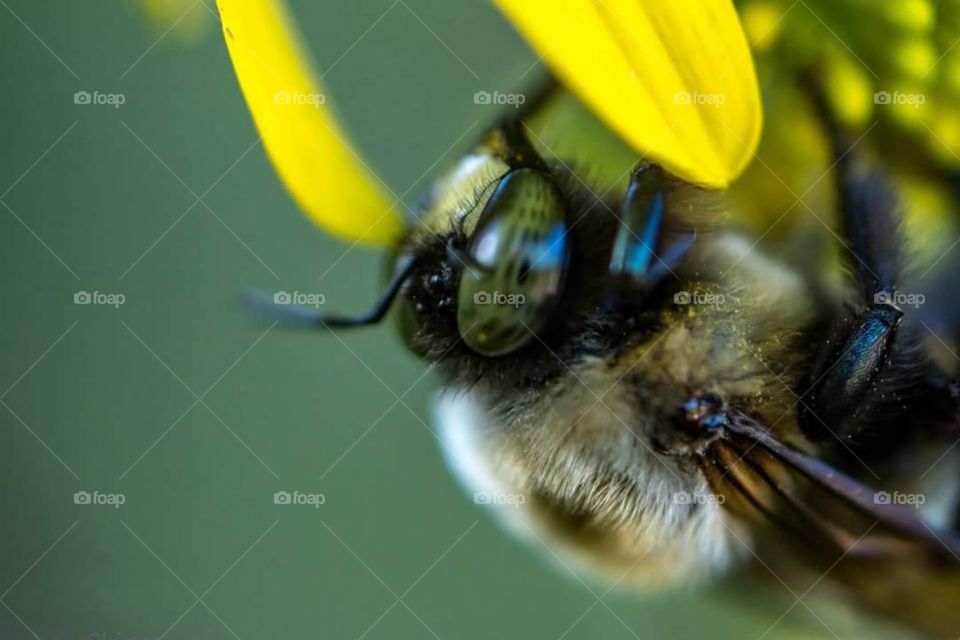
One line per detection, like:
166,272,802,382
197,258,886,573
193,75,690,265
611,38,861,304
241,256,418,329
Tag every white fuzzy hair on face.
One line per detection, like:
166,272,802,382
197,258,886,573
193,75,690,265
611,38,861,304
435,387,740,587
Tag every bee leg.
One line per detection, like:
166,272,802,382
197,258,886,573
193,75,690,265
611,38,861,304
799,303,905,439
605,164,694,315
799,85,915,441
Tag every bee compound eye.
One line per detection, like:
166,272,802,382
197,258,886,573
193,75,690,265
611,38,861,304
455,168,571,357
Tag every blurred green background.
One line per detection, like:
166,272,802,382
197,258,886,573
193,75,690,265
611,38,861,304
0,1,855,638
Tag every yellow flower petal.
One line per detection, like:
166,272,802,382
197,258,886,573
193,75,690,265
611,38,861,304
216,0,400,245
495,0,762,188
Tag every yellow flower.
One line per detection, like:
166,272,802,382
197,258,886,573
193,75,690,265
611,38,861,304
729,0,960,257
215,0,762,246
738,0,960,165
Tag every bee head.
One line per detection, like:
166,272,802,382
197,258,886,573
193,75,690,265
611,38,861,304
393,141,580,358
384,121,660,392
245,122,703,391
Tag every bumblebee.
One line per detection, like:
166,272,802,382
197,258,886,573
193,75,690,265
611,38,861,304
214,0,960,633
247,81,960,634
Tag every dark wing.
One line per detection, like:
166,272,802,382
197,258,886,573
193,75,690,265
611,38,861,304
699,407,960,561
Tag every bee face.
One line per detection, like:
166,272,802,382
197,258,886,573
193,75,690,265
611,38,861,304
392,140,614,376
389,127,821,583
